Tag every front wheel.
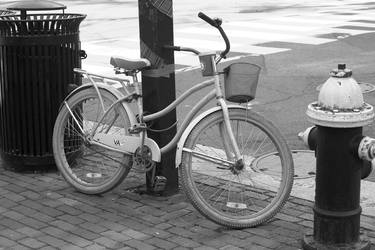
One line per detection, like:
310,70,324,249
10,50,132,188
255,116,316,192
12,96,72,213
180,108,294,228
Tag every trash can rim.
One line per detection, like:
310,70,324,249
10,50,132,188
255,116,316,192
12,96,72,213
0,13,86,21
5,0,66,11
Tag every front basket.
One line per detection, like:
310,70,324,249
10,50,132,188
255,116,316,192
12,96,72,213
223,62,261,103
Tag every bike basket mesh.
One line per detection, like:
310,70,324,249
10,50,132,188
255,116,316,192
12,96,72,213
223,62,261,103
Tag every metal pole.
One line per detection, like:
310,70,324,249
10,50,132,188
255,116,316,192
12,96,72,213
138,0,178,195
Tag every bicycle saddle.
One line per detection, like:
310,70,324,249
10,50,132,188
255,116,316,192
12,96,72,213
110,56,151,71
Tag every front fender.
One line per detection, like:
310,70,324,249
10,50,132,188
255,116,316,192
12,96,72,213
60,83,137,126
175,105,247,167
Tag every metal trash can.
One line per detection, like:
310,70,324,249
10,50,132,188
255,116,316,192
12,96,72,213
0,0,86,170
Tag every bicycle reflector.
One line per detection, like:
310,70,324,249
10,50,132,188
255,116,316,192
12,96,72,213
199,52,216,76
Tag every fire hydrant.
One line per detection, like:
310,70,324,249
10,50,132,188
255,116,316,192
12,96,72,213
298,64,374,249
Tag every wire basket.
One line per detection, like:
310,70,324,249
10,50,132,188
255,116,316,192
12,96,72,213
223,62,261,103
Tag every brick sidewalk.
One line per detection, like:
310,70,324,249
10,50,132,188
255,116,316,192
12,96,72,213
0,162,374,249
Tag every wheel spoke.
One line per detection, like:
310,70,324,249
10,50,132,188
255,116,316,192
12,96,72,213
180,109,293,228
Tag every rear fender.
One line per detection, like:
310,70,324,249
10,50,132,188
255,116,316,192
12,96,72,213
60,83,137,126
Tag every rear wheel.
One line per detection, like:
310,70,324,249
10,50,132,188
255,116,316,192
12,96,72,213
53,87,132,194
180,108,294,228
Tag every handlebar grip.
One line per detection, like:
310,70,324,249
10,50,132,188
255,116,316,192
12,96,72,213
198,12,218,27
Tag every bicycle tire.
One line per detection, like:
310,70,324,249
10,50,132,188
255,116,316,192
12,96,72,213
53,87,132,194
180,108,294,228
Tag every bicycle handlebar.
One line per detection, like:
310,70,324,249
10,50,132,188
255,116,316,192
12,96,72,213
164,12,230,63
198,12,218,28
198,12,230,62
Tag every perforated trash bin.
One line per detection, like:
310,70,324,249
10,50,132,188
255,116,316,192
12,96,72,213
0,0,86,170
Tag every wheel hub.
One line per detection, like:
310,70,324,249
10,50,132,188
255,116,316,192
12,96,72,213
230,159,245,175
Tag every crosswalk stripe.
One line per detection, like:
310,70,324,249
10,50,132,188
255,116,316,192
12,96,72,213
81,2,375,75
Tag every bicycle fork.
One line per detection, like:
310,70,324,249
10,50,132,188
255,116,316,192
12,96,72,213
218,98,243,163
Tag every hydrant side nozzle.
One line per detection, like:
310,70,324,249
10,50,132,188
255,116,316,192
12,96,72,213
298,126,317,150
358,136,375,162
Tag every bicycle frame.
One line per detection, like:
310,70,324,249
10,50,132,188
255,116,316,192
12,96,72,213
72,68,243,165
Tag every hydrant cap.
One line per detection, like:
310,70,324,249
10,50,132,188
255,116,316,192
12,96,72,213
317,64,363,109
307,64,374,128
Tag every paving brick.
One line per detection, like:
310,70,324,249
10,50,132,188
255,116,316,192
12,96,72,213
20,200,45,211
3,184,27,194
78,213,102,223
298,220,313,228
0,198,18,208
138,206,166,217
298,213,314,221
225,229,253,239
161,209,191,221
249,244,272,250
167,227,195,238
80,222,107,234
145,237,178,249
142,214,165,224
100,220,127,232
0,218,25,230
142,227,171,239
19,217,48,229
122,228,150,240
37,235,67,248
19,237,46,249
250,235,279,248
271,220,304,232
274,213,302,223
58,214,85,225
57,205,82,216
3,192,25,202
41,227,68,239
16,227,44,238
13,205,38,217
39,245,59,250
70,228,101,241
38,206,65,218
155,223,173,230
59,244,83,250
94,236,124,249
245,227,272,238
217,235,249,248
49,220,76,231
19,190,41,199
76,203,102,214
9,244,30,250
101,230,131,242
3,210,25,220
120,218,151,231
85,243,107,250
167,236,201,248
0,235,16,247
125,239,156,250
194,246,218,250
219,245,242,250
0,229,26,241
63,234,92,247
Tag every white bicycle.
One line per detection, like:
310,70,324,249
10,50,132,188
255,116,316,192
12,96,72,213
53,12,294,228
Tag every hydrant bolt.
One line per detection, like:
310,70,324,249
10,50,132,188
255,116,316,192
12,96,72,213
358,136,375,162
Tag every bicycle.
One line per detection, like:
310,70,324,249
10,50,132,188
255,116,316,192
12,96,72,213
52,12,294,228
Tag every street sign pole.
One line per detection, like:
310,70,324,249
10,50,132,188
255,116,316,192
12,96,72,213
138,0,178,195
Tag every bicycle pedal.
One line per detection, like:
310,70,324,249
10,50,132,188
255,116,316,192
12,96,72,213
152,176,167,192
